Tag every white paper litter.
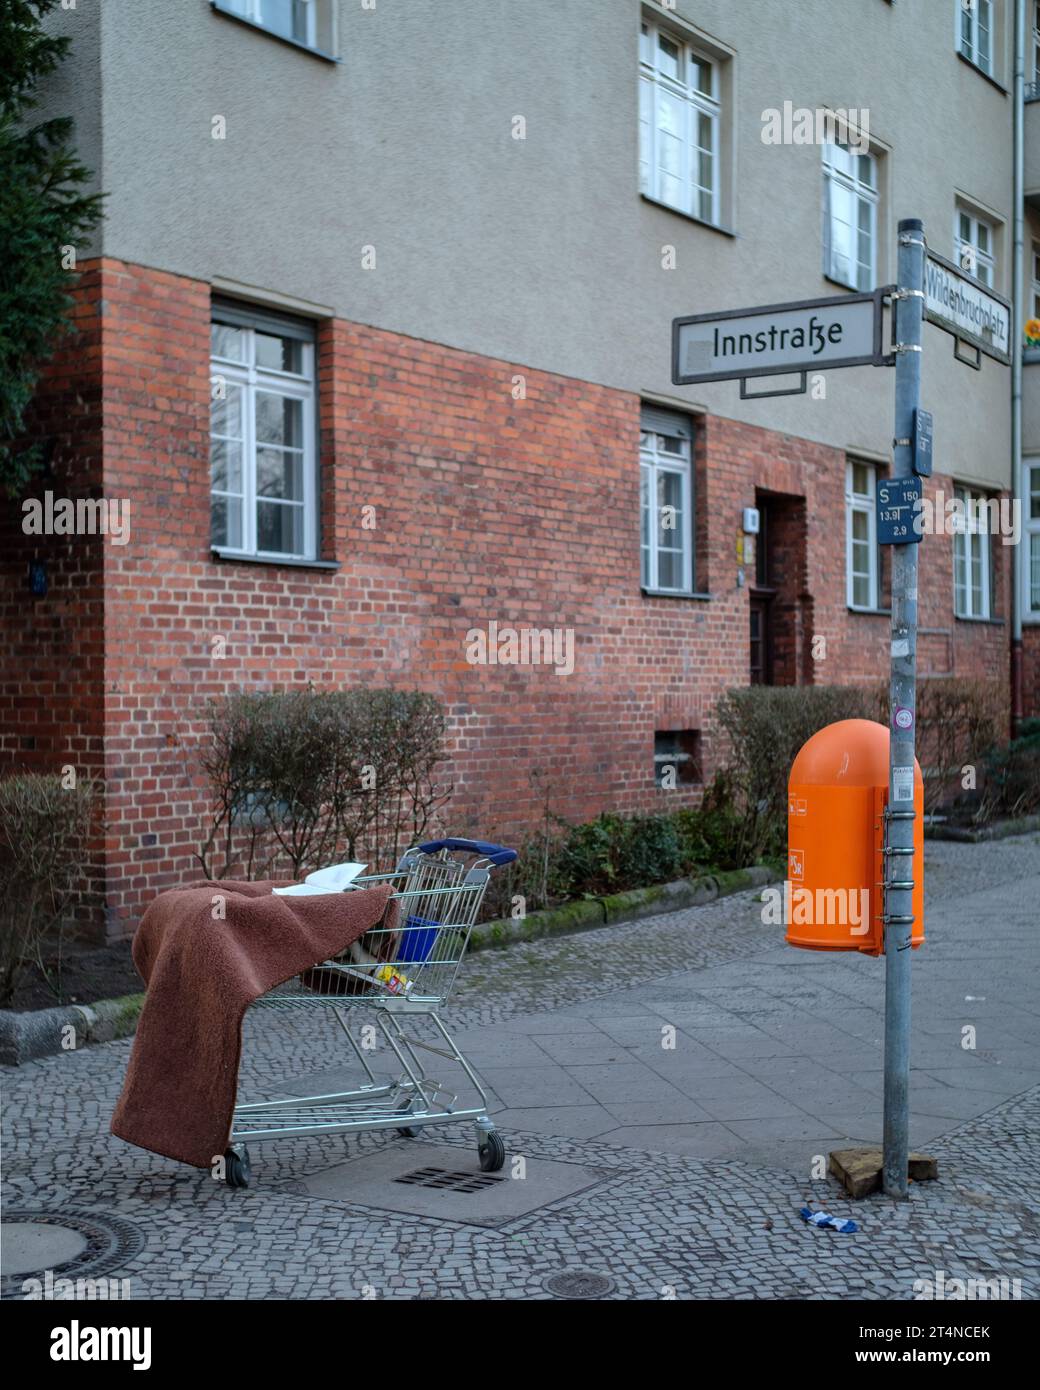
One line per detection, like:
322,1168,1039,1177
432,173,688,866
272,862,368,896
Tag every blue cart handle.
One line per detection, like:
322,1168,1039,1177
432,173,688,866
418,837,518,867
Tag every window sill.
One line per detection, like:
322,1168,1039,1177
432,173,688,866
639,194,736,239
210,3,340,63
956,50,1007,96
642,587,713,601
953,613,1004,626
824,273,874,296
847,605,891,617
212,548,340,572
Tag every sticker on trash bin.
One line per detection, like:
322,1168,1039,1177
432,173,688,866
788,848,805,880
788,796,807,816
892,765,914,803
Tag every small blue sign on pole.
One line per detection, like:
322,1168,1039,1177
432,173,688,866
877,476,923,545
912,408,933,477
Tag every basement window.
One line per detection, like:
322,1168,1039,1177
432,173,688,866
654,730,702,787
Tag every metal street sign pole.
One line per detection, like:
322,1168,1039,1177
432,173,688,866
883,218,926,1199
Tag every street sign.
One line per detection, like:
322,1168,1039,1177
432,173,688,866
912,408,933,477
671,288,892,387
877,476,922,545
923,250,1011,365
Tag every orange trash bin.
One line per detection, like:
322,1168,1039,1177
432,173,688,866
786,718,924,956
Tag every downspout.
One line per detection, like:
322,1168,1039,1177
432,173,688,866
1012,0,1026,737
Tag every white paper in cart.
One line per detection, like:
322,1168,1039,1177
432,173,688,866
272,862,368,896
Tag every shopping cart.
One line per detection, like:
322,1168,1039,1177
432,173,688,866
223,838,517,1188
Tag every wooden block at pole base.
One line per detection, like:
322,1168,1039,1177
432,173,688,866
828,1148,938,1199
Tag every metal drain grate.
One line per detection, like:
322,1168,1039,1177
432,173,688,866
544,1269,616,1299
393,1166,503,1194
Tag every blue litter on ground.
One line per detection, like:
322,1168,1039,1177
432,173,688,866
800,1207,858,1233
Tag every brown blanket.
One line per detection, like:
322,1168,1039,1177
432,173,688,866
111,879,397,1169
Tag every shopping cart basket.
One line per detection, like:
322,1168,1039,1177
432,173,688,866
224,838,517,1188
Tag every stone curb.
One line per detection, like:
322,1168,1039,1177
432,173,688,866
0,866,779,1064
468,864,780,953
0,992,143,1067
924,814,1040,843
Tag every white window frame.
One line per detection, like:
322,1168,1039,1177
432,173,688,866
1033,0,1040,82
958,0,994,75
1026,460,1040,620
639,18,721,225
210,307,318,562
640,410,694,594
954,208,996,288
846,461,880,610
953,484,993,620
1030,240,1040,320
219,0,319,50
823,141,878,291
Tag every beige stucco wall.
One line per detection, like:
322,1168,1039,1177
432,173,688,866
54,0,1014,487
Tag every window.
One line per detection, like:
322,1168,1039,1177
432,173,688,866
639,19,720,223
640,407,694,593
654,731,701,787
953,485,993,619
210,305,318,561
1031,241,1040,319
1026,462,1040,619
823,142,877,290
846,461,880,610
958,0,993,75
954,209,996,287
214,0,334,55
1033,0,1040,81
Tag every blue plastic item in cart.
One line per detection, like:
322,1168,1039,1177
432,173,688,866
396,914,440,963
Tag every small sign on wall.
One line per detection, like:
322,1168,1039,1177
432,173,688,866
912,408,933,477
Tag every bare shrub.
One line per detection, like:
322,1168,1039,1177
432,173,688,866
197,687,452,879
0,774,96,1005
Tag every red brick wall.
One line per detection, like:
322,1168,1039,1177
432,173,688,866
0,264,107,925
5,258,1017,937
1023,629,1040,720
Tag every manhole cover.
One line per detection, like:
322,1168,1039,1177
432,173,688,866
544,1269,616,1299
1,1210,144,1300
394,1167,503,1194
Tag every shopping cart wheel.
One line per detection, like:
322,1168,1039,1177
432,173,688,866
396,1098,421,1138
478,1131,505,1172
224,1144,251,1189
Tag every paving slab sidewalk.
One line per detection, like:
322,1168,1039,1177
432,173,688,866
2,834,1037,1300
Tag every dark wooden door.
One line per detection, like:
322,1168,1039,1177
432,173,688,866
749,594,773,685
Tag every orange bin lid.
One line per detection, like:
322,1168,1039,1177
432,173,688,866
790,718,922,790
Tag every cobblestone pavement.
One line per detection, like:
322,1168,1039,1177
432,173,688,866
2,835,1038,1300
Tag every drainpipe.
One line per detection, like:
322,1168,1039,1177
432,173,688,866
1012,0,1025,737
